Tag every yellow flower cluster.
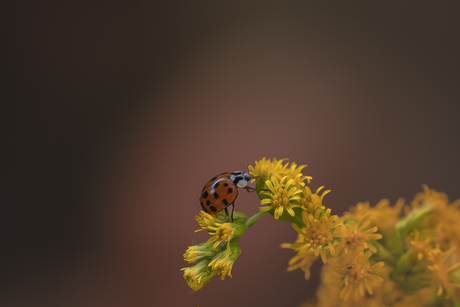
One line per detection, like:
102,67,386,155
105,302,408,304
248,158,384,299
248,158,317,221
182,211,246,291
182,157,460,306
248,158,385,301
309,186,460,306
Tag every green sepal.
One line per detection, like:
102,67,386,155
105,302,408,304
390,250,431,295
227,238,242,260
396,203,434,240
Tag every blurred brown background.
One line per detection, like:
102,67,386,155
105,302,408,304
3,1,460,306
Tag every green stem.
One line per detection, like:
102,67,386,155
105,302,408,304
246,211,270,227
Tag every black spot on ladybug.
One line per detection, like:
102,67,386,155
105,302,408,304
202,191,208,198
222,199,228,206
210,206,217,212
200,202,206,212
206,200,211,206
213,192,219,198
224,183,229,187
213,181,219,189
228,188,233,193
211,177,217,181
232,175,243,185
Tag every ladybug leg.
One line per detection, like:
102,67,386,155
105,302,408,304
224,207,229,216
244,186,269,193
228,201,236,222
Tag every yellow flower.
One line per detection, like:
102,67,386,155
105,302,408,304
195,210,227,232
291,210,342,263
259,176,303,219
247,157,286,183
300,186,329,214
281,233,318,280
426,247,460,298
206,223,235,253
344,199,403,239
195,211,246,253
335,214,382,255
318,264,401,307
182,258,216,291
433,200,460,248
183,242,224,263
208,254,235,281
329,249,385,301
408,184,448,213
208,240,241,281
409,229,431,261
274,161,312,188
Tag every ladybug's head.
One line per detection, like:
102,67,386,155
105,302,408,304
230,171,252,188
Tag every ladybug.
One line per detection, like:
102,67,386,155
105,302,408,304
199,171,254,221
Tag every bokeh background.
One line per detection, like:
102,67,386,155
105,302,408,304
3,1,460,306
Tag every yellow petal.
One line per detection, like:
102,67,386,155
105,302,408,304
286,207,296,217
259,206,272,212
265,180,275,193
260,198,273,205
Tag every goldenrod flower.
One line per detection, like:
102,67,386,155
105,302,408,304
408,184,448,213
409,229,431,261
335,214,382,255
183,242,224,263
433,201,460,248
318,264,401,306
206,223,235,253
291,210,342,263
300,186,329,214
182,258,216,291
195,210,227,232
426,247,460,298
274,161,312,188
281,233,318,280
329,249,385,301
195,211,246,253
259,176,302,219
344,199,403,242
247,157,286,183
208,239,241,281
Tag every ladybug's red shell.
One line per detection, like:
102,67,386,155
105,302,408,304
200,172,238,214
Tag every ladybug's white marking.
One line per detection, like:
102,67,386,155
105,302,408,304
236,179,247,188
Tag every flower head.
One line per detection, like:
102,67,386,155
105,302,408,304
433,200,460,248
274,161,312,188
300,186,329,214
281,233,318,280
183,242,224,263
259,176,303,219
426,247,460,298
208,239,242,281
206,223,235,253
195,211,246,253
336,214,382,255
247,157,286,184
329,249,385,301
408,185,448,213
291,209,342,263
195,210,228,232
344,199,404,241
182,258,216,291
409,229,431,261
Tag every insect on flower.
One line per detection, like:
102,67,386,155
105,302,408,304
199,171,259,221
